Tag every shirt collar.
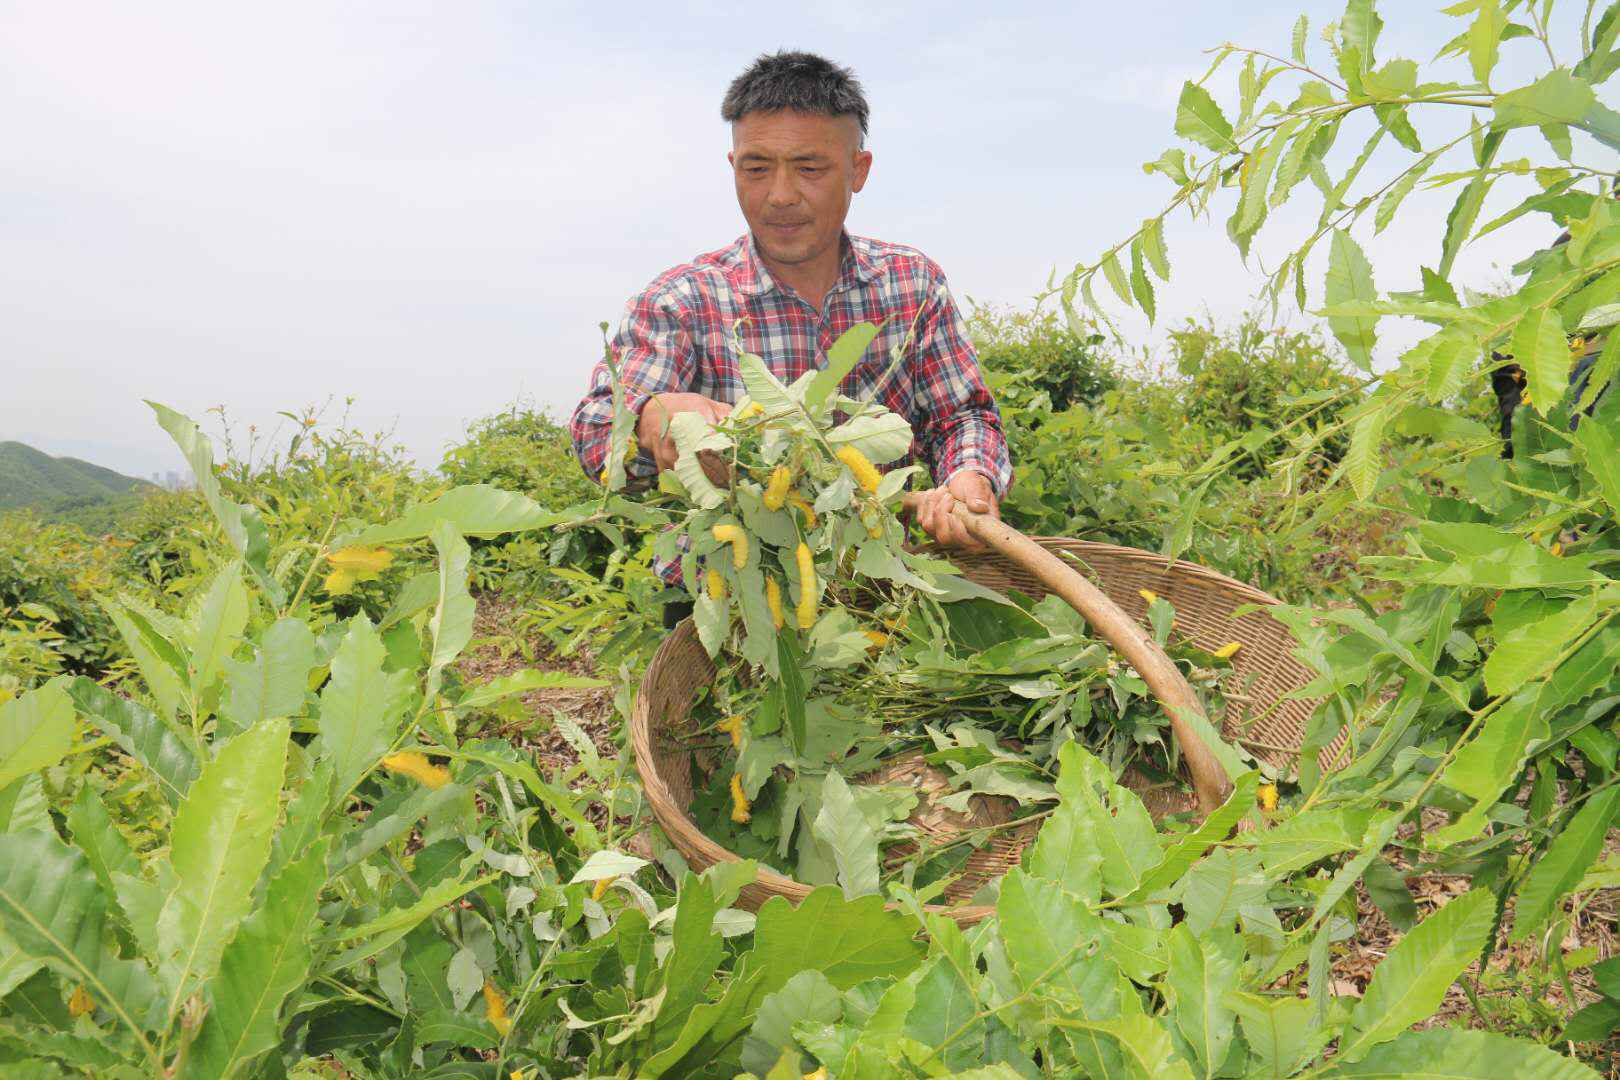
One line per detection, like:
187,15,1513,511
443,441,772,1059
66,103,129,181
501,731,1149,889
733,230,878,298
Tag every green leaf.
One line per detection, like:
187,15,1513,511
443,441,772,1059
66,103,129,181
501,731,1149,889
1361,856,1418,932
148,402,283,605
454,668,605,713
1494,70,1598,130
997,867,1127,1078
1512,307,1571,416
1129,237,1157,323
1433,688,1544,844
185,838,329,1080
1419,332,1479,403
1463,0,1507,84
1175,81,1236,152
811,771,881,899
1227,992,1318,1078
67,676,199,808
317,615,413,797
824,411,914,465
221,618,316,738
1439,165,1495,280
0,774,50,836
1100,251,1132,307
1181,848,1268,935
426,522,476,703
652,871,726,1044
1025,787,1104,904
752,886,925,995
156,718,289,1011
1325,230,1379,372
806,323,881,415
0,830,162,1062
1121,772,1259,903
1375,149,1440,234
1513,787,1620,942
1484,595,1600,697
1345,403,1388,501
903,955,983,1072
103,596,188,725
184,560,248,699
328,874,495,970
1056,995,1195,1080
741,969,841,1076
1141,217,1171,281
1573,412,1620,518
777,636,807,756
342,484,564,546
1321,1027,1600,1077
1291,14,1309,64
1341,888,1494,1061
1341,0,1384,72
65,785,139,906
1167,924,1241,1078
0,682,73,791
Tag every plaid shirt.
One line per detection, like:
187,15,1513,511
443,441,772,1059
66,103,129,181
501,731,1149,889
570,231,1012,498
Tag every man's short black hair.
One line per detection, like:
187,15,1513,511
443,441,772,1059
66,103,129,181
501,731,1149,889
721,51,869,144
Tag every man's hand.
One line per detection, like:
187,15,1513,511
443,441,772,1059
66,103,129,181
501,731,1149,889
914,471,998,551
637,392,733,472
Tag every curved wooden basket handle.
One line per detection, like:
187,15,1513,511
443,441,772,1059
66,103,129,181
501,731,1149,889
902,493,1233,814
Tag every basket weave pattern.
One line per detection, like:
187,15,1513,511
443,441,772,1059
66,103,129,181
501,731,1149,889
629,538,1329,924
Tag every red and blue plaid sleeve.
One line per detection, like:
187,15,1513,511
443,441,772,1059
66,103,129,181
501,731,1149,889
569,287,695,482
910,271,1014,498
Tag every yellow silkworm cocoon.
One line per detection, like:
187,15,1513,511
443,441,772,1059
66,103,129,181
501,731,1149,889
1139,589,1158,605
863,630,888,649
730,774,750,823
795,543,817,629
381,751,450,790
712,524,749,569
836,445,882,492
1258,783,1279,812
718,714,743,748
1212,641,1242,660
765,576,784,629
482,981,514,1037
788,492,817,529
591,876,613,901
763,465,793,510
707,569,726,602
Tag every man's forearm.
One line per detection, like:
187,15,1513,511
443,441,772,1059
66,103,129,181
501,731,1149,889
930,410,1013,499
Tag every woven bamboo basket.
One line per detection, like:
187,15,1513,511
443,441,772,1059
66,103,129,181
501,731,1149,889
630,537,1332,925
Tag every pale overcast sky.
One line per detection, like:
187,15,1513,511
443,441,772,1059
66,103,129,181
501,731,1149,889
2,2,1597,477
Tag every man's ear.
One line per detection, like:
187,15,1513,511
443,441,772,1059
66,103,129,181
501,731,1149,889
851,148,873,193
727,149,735,168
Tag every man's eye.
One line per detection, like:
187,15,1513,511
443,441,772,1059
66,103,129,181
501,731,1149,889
800,167,823,176
745,167,768,176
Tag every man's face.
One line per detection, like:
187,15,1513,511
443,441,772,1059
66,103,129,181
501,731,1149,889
729,109,871,269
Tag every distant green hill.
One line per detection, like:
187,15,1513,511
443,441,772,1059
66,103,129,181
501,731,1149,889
0,441,155,514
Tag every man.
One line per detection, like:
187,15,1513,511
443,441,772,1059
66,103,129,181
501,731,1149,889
570,51,1012,587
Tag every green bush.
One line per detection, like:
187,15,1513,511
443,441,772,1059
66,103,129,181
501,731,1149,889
0,512,124,676
439,402,595,510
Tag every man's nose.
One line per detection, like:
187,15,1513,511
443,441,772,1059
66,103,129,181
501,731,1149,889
766,170,798,208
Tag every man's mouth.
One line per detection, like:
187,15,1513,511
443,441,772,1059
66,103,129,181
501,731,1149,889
766,220,810,232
